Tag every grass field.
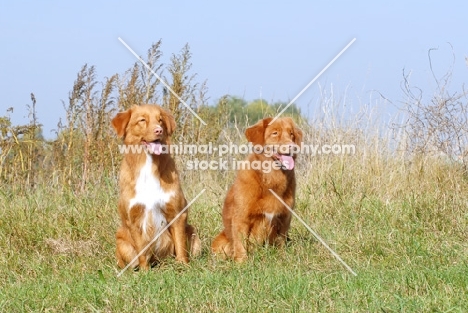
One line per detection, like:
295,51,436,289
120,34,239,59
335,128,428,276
1,38,467,311
1,143,467,312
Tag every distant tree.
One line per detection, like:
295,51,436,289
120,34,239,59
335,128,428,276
271,101,303,119
203,96,306,127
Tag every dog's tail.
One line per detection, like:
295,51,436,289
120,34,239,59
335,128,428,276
186,224,202,257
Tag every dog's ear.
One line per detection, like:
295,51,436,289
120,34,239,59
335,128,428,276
245,117,272,145
294,126,303,146
112,108,132,138
161,107,176,135
284,117,303,146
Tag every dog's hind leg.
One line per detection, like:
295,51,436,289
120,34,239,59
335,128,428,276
115,226,138,269
211,230,232,259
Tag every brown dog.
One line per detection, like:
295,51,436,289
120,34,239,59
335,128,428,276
112,104,201,270
211,117,303,262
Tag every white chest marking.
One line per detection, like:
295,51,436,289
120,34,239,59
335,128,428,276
129,153,175,233
264,213,275,224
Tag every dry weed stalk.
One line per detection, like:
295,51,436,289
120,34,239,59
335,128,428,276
2,42,466,197
396,46,468,168
0,94,43,187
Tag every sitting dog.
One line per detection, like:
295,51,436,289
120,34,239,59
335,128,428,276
211,117,303,262
112,104,201,270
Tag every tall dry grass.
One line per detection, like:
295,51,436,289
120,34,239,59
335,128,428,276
0,43,466,211
0,41,224,194
1,44,467,311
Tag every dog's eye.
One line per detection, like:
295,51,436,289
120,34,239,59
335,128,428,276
139,118,146,123
272,131,278,136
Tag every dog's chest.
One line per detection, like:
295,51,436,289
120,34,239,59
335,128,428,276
264,212,276,223
129,154,175,231
262,171,291,193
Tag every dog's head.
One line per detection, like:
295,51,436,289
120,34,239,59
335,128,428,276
245,117,303,170
111,104,176,155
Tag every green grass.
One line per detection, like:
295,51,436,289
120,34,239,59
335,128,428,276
1,157,467,312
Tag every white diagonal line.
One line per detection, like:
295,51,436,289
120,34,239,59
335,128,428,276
269,189,357,276
269,38,356,125
117,189,206,277
118,37,207,126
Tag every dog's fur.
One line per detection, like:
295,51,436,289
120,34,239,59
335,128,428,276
211,117,303,262
112,104,201,270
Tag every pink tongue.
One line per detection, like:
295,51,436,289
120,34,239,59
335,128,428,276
279,155,295,170
148,142,162,155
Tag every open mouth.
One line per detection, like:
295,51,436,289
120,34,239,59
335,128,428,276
273,153,295,170
143,139,162,155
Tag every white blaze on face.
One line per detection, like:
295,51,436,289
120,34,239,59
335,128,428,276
129,152,174,234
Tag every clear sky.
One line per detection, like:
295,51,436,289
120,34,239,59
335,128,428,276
1,1,467,138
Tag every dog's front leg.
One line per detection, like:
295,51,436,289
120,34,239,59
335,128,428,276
169,211,189,264
274,212,292,246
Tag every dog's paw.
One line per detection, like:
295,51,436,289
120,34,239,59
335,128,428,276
234,254,248,263
175,256,189,264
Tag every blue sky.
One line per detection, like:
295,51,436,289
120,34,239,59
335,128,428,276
1,1,467,138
